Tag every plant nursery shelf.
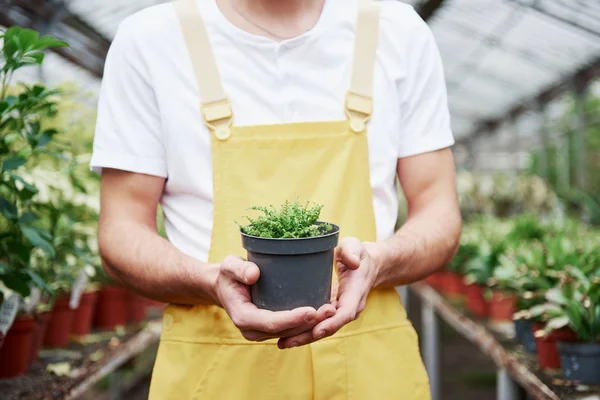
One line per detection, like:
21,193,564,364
0,320,161,400
410,282,600,400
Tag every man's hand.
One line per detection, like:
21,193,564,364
215,255,337,342
277,237,379,349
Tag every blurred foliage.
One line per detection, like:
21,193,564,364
527,91,600,226
0,26,104,313
1,27,67,300
456,213,600,340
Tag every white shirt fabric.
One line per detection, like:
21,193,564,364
90,0,455,262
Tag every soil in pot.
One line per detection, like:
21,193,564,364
71,291,99,337
0,316,36,378
488,291,516,323
557,341,600,385
532,323,578,370
29,311,51,365
241,222,339,311
128,292,147,323
93,286,129,330
43,295,75,348
465,284,488,318
514,318,536,353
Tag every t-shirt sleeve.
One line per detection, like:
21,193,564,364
90,18,167,177
397,10,454,158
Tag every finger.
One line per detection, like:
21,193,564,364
220,255,260,285
335,237,364,270
310,286,364,340
245,305,337,344
278,329,315,349
278,297,358,349
230,303,318,334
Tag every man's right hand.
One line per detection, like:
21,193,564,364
214,255,336,344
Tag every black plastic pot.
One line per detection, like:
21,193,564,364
557,341,600,385
514,318,536,353
241,222,340,311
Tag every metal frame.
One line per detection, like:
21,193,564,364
0,0,111,78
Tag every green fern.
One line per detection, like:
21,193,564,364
237,200,333,239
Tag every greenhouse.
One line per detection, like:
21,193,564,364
0,0,599,399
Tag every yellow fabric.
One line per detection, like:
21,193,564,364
149,1,430,398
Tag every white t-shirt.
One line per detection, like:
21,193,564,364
91,0,454,262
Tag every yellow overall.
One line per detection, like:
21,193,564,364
148,0,430,398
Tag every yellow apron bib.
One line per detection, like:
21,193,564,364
149,1,430,398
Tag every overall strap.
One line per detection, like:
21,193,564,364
346,0,381,133
174,0,233,140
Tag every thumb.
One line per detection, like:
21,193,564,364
335,237,364,270
220,255,260,285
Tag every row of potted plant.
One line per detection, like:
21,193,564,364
426,215,600,385
0,276,163,378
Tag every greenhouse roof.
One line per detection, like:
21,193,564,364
3,0,600,141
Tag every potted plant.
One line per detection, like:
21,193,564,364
237,200,339,311
540,266,600,383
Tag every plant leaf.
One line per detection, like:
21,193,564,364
3,273,31,298
18,211,39,225
2,156,27,172
545,288,567,305
20,226,55,257
25,270,50,292
546,316,570,332
0,196,18,220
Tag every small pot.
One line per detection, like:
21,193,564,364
29,311,51,365
488,291,516,322
71,291,99,337
93,285,129,330
514,318,536,353
557,341,600,385
532,323,577,370
128,292,147,323
241,222,339,311
441,271,465,298
0,316,36,378
43,295,75,348
465,284,488,317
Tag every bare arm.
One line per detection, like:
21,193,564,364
98,168,218,305
370,147,462,287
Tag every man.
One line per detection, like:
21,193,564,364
91,0,461,398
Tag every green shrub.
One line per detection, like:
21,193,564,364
237,200,333,239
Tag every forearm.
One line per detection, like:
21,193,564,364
369,199,461,288
99,221,219,306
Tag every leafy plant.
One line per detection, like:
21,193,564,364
0,27,67,298
464,239,505,286
238,200,333,239
530,267,600,342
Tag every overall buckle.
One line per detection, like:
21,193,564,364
345,91,373,133
201,99,233,140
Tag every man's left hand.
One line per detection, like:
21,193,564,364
277,237,380,349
